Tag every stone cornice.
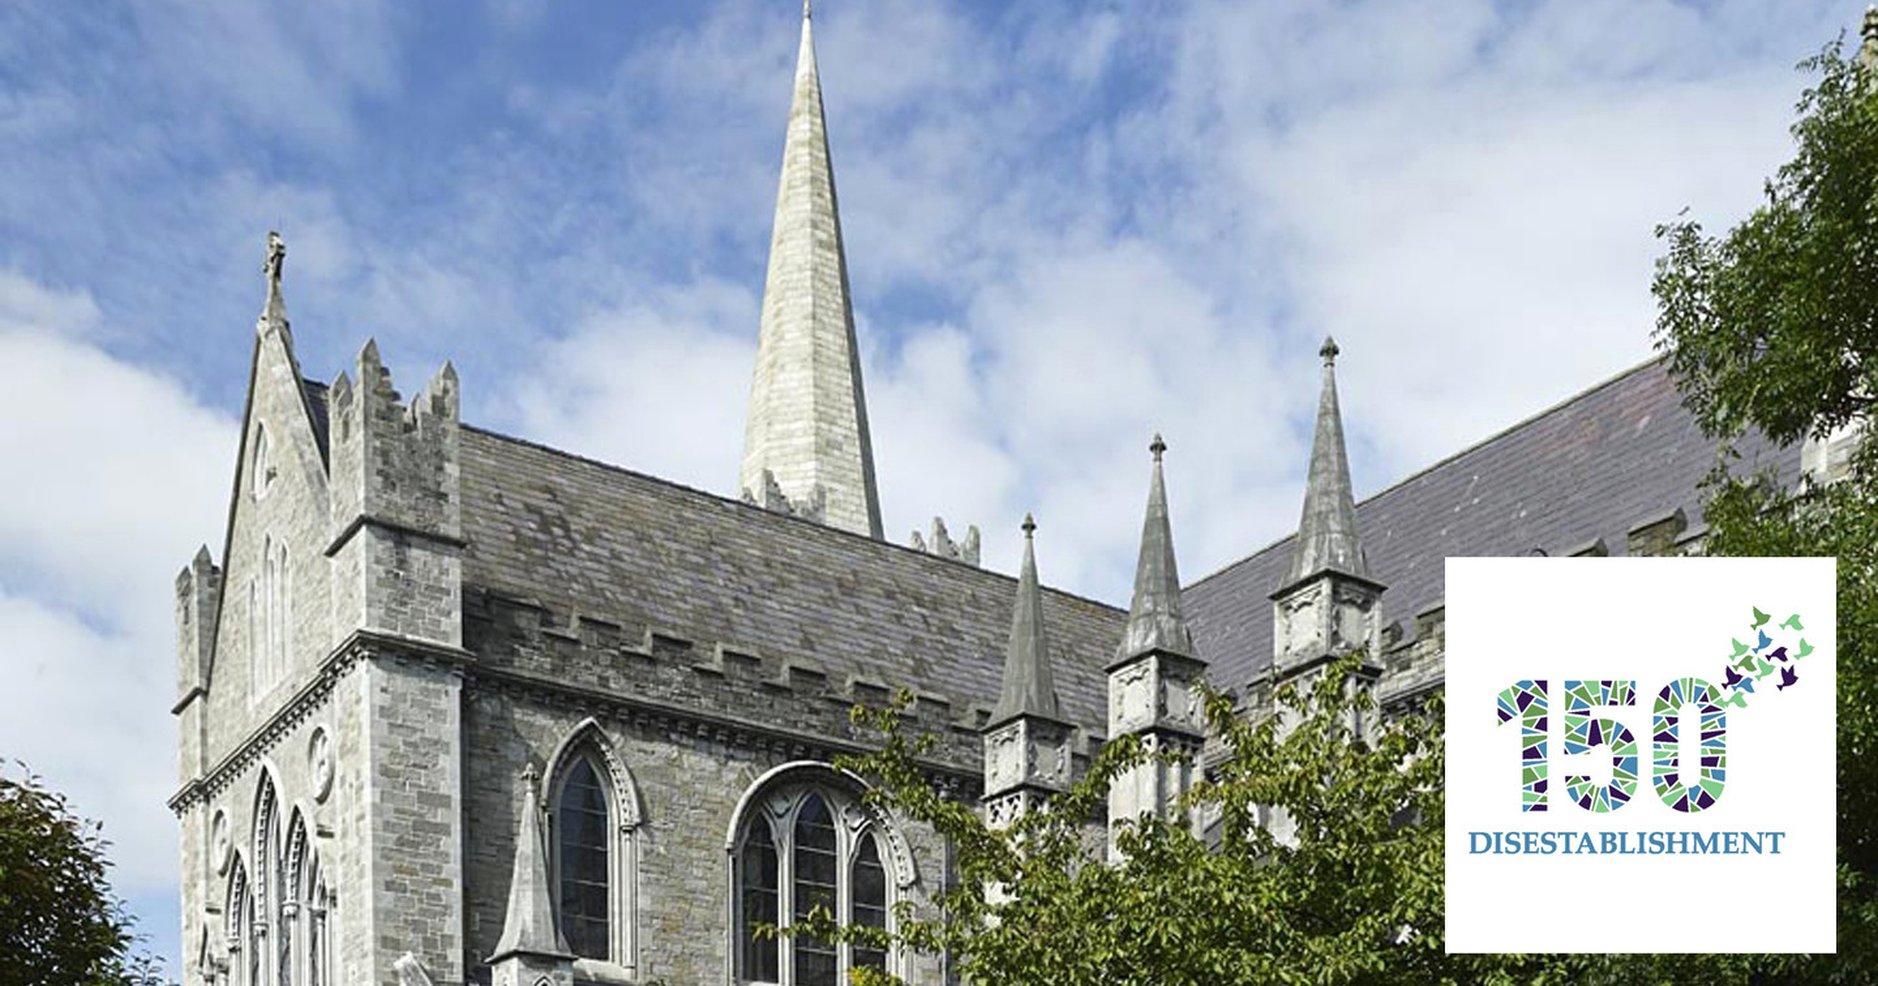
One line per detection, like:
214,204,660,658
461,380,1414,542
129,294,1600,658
168,630,471,815
322,512,468,558
468,663,979,796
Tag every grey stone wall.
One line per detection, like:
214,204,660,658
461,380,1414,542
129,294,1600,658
459,676,956,985
363,654,465,983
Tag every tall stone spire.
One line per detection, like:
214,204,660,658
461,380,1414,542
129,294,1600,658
1106,438,1206,852
1117,435,1194,663
1284,336,1368,587
489,765,573,984
992,514,1058,724
739,3,884,539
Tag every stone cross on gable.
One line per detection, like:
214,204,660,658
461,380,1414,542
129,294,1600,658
264,231,286,286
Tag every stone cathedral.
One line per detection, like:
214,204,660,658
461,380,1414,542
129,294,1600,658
169,7,1834,986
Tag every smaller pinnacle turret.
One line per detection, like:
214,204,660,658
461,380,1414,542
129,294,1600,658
991,514,1059,725
1116,434,1194,665
1283,335,1369,588
490,764,571,962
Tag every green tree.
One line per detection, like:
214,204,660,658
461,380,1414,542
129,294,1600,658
1653,24,1878,984
799,662,1748,986
0,762,169,986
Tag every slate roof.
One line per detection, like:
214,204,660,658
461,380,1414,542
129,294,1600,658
457,426,1125,734
1183,358,1801,692
301,378,330,460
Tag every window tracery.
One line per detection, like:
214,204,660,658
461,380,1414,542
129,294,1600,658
730,766,906,985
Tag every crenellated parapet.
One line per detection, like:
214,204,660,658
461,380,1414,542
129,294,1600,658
326,341,464,649
743,467,827,525
908,516,981,566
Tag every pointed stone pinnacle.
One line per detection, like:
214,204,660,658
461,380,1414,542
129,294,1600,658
490,764,570,962
992,517,1058,726
1285,338,1370,587
1117,434,1194,664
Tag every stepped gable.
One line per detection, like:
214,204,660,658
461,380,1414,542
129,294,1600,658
457,426,1122,733
1185,358,1800,690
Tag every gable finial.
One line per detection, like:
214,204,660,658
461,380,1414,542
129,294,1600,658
1021,512,1036,538
1149,432,1166,462
803,0,812,20
258,231,291,339
265,231,286,286
1319,335,1339,366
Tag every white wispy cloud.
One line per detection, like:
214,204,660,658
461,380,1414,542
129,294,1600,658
0,1,1861,976
0,272,236,922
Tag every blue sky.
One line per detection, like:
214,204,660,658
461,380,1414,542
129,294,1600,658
0,0,1857,975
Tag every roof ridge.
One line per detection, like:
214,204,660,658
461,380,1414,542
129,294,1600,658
459,423,1126,615
1185,355,1667,591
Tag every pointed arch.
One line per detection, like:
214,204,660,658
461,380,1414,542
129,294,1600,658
253,423,272,498
225,850,249,948
281,811,309,986
725,762,915,985
249,774,279,986
301,836,333,986
723,761,916,889
542,718,640,976
543,717,641,829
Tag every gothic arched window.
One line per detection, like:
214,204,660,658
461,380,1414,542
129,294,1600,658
253,536,289,696
304,850,332,986
251,778,279,986
281,814,302,986
850,832,888,974
543,724,641,976
731,767,905,985
740,821,780,982
226,858,250,986
554,755,610,959
253,424,272,497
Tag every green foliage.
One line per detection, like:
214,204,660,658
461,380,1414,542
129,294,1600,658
800,667,1748,986
1653,27,1878,985
0,762,169,986
1653,35,1878,448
